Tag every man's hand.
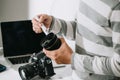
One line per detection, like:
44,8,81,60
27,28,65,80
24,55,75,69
43,38,73,64
32,14,52,33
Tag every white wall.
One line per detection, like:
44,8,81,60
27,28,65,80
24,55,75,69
50,0,79,20
0,0,79,50
29,0,79,50
0,0,29,22
0,0,29,48
28,0,55,19
29,0,79,20
0,0,79,21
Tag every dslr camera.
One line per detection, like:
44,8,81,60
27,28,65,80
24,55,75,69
18,32,61,80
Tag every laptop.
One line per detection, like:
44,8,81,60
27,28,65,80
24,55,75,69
0,20,44,66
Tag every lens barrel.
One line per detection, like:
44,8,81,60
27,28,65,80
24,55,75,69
18,32,61,80
19,63,38,80
41,32,61,50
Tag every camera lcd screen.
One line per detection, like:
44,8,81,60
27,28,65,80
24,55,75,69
1,20,44,57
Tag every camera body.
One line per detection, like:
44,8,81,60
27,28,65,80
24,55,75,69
19,32,61,80
19,51,55,80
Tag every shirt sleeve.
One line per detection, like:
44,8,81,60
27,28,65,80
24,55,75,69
71,3,120,77
49,16,77,40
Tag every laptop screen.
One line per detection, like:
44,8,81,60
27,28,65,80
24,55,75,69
0,20,44,57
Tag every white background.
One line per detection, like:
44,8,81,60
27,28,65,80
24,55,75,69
0,0,79,50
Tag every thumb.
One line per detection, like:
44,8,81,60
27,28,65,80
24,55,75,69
43,48,46,53
37,14,48,23
43,48,49,55
39,15,45,23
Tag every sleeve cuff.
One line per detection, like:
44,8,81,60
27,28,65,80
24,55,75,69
71,53,76,70
49,16,55,32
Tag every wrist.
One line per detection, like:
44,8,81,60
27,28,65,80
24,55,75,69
49,16,55,31
71,53,76,69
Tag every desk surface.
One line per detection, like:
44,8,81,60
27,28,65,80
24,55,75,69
0,54,72,80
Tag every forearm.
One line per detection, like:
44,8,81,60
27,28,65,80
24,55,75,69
71,53,120,77
71,3,120,77
49,16,77,40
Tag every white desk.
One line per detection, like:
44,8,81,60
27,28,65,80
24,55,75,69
0,39,75,80
0,53,72,80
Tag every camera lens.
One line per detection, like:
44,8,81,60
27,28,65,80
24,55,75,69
18,32,59,80
19,63,38,80
41,32,61,50
21,70,26,79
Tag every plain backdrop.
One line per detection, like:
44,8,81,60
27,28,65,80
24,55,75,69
0,0,79,52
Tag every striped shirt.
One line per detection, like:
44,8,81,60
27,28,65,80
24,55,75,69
50,0,120,80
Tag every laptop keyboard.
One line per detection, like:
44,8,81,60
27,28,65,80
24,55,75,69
8,56,31,64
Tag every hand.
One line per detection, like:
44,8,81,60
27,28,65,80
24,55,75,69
32,14,52,33
43,38,73,64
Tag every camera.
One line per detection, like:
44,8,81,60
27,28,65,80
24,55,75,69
18,32,62,80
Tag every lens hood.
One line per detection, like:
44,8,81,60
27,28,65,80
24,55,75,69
41,33,61,50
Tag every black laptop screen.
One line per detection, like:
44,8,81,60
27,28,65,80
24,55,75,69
1,20,44,57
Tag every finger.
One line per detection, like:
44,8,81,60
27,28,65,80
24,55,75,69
55,59,62,64
43,49,57,60
43,48,46,54
46,54,56,60
36,14,52,28
33,29,42,33
32,24,39,30
59,38,66,44
32,18,39,25
32,25,42,33
55,61,62,64
44,50,55,58
37,14,48,23
33,20,43,27
45,52,56,60
32,23,41,29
